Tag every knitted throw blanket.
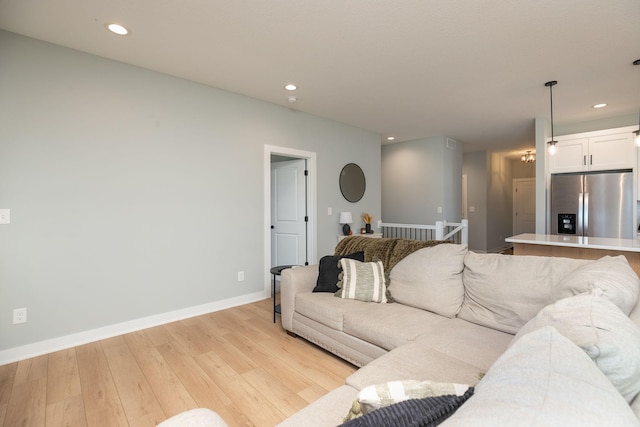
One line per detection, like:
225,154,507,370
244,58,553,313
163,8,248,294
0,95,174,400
334,236,450,272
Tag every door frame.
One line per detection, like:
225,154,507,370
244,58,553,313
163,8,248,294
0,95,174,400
264,145,317,298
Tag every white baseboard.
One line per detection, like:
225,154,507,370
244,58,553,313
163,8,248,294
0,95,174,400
0,291,266,366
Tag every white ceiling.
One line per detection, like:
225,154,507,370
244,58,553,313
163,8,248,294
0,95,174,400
1,0,639,154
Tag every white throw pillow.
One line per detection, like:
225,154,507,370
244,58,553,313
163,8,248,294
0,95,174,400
335,259,387,303
443,326,638,426
513,289,640,403
553,255,640,315
390,243,467,317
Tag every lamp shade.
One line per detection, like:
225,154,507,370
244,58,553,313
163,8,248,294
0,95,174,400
339,212,353,224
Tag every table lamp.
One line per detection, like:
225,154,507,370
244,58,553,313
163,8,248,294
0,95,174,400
339,212,353,236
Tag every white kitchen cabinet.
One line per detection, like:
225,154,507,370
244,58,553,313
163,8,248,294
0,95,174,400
549,137,588,173
549,130,635,174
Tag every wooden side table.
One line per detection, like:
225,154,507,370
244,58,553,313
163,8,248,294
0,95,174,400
270,265,296,323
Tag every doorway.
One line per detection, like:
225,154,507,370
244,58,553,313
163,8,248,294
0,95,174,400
271,158,307,266
264,145,317,297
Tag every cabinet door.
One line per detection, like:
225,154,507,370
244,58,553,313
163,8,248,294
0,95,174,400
549,138,588,173
589,133,635,171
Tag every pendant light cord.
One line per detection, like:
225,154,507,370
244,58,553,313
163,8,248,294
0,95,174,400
635,60,640,131
545,80,558,143
550,85,554,140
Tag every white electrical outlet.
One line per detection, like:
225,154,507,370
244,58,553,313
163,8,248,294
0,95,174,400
238,271,245,281
13,308,27,324
437,206,443,214
0,209,10,224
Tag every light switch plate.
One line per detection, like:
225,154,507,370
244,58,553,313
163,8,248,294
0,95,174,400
0,209,10,224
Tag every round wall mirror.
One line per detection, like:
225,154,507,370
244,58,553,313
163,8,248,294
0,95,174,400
339,163,366,203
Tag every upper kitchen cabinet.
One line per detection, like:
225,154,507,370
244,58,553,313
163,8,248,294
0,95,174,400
548,127,636,174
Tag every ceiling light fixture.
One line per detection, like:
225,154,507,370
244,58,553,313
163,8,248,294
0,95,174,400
593,103,607,109
545,80,558,155
284,84,297,91
634,59,640,147
521,150,535,163
386,136,395,141
287,96,297,103
107,23,129,35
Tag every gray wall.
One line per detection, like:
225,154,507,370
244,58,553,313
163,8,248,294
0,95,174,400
486,153,513,252
511,158,536,179
0,31,381,353
462,151,515,252
381,136,462,225
462,152,488,251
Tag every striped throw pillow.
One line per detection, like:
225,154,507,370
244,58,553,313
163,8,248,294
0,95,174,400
336,259,387,303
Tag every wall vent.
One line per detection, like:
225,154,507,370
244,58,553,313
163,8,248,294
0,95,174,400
446,138,457,150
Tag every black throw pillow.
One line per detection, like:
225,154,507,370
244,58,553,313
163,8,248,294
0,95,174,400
312,251,365,293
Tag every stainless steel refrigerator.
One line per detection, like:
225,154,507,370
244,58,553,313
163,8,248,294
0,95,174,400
550,170,633,239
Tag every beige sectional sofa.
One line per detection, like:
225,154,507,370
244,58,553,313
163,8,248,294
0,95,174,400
277,237,640,426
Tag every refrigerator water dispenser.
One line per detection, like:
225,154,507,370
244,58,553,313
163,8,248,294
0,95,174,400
557,213,576,234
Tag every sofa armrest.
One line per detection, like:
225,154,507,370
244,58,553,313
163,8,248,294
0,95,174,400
280,264,319,332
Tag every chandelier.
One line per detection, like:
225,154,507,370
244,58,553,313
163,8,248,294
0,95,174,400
521,151,535,163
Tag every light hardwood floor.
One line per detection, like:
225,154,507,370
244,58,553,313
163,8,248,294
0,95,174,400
0,299,357,427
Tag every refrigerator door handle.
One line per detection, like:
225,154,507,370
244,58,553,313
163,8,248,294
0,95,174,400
578,193,584,236
584,192,589,236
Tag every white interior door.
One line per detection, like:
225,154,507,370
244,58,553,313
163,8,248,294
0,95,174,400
513,178,536,235
271,159,307,267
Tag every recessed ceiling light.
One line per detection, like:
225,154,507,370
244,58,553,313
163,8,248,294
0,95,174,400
107,23,129,36
593,103,607,109
284,84,297,91
386,136,395,141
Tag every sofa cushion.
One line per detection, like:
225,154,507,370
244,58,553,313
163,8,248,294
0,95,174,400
313,251,365,293
343,303,448,350
513,289,640,403
347,340,487,390
336,259,387,303
458,253,587,334
296,292,370,331
633,393,640,419
413,318,513,371
442,326,639,427
552,255,640,315
389,244,467,318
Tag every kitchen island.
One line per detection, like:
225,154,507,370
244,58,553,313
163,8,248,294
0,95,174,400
505,233,640,277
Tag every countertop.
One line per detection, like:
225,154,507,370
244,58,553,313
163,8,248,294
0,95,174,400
505,233,640,253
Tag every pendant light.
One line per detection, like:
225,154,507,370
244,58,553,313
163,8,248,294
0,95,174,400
634,59,640,146
545,80,558,155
